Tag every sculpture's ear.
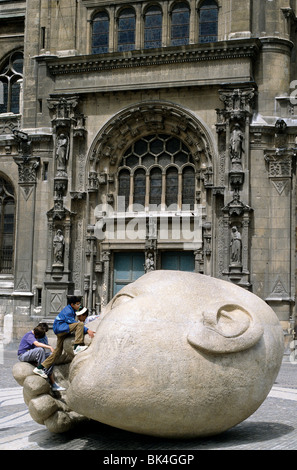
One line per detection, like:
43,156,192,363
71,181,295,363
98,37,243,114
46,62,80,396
187,303,264,354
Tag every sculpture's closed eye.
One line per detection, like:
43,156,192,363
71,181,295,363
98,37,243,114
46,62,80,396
111,294,134,309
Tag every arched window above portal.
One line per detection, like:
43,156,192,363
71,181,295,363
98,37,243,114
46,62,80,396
117,133,195,212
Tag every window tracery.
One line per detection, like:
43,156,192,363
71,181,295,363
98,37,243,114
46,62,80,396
0,51,23,114
118,134,195,211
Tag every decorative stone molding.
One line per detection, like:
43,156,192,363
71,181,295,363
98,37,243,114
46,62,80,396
0,114,21,135
47,95,79,127
43,39,261,76
89,101,215,190
264,148,294,194
218,85,257,124
13,155,40,185
266,276,291,302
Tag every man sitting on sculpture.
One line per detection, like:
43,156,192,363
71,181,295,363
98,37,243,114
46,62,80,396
33,296,95,379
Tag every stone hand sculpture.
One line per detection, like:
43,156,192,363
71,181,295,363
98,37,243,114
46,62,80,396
13,271,284,438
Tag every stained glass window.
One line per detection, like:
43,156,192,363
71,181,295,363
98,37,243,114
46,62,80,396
144,5,162,49
0,51,23,114
92,11,109,54
0,177,15,273
118,169,130,211
199,0,218,44
118,8,136,52
182,166,195,209
149,167,162,207
171,2,190,46
133,168,146,208
166,167,178,208
118,134,195,211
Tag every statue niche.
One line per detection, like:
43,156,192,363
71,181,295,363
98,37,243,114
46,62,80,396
55,133,69,176
53,229,65,267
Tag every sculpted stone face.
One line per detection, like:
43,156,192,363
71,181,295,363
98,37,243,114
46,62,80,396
64,270,284,438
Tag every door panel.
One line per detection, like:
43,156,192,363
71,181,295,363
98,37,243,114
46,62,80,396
113,252,145,295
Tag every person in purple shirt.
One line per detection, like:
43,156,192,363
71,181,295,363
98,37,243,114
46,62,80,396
33,296,95,380
18,324,65,391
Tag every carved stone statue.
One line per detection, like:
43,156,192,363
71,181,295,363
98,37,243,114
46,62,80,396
55,134,69,173
144,252,155,273
230,124,244,168
13,271,284,437
53,229,64,265
230,226,242,264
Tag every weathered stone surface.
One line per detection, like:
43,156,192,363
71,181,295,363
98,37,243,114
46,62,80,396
65,271,284,438
22,374,51,398
12,361,35,386
29,394,59,424
44,410,72,434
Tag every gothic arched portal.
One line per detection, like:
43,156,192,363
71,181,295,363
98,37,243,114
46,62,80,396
85,101,217,305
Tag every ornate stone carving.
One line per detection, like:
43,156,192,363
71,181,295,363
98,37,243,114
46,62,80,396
55,133,69,175
230,124,244,169
230,226,242,265
53,229,65,266
14,157,39,184
264,148,294,194
218,86,256,122
89,101,214,192
144,253,155,273
47,95,79,128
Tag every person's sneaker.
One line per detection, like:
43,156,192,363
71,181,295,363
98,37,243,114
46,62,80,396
33,367,48,379
51,383,66,392
73,345,88,355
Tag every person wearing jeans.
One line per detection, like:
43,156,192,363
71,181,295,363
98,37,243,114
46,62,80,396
34,296,95,379
18,324,65,391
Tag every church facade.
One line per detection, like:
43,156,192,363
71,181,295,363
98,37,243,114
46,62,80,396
0,0,296,350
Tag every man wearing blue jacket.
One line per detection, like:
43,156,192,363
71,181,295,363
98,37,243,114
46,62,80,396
33,296,95,379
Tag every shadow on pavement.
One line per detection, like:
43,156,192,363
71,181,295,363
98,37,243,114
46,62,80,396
27,418,294,450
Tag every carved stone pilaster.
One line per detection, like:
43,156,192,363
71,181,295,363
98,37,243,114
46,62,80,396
13,132,40,295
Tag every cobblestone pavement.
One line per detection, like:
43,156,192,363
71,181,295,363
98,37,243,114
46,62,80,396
1,342,297,452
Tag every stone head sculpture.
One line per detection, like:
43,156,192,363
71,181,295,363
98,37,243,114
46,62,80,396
64,270,283,438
